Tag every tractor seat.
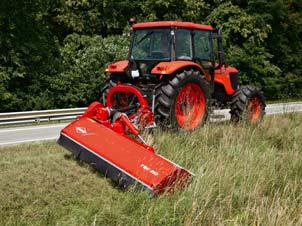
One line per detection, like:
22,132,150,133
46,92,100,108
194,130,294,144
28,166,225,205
178,55,192,60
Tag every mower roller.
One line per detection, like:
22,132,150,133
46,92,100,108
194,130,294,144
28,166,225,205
58,84,192,194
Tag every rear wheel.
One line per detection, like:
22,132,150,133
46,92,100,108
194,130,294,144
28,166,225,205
156,70,210,130
230,86,266,123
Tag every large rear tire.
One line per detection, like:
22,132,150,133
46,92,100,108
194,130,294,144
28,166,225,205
156,70,210,130
230,86,266,124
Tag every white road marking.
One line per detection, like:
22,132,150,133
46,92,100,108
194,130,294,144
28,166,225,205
0,137,58,146
0,124,67,133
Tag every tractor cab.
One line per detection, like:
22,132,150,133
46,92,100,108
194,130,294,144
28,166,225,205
128,22,216,78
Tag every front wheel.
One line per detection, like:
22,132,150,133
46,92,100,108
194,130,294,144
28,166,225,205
230,86,266,124
156,70,210,130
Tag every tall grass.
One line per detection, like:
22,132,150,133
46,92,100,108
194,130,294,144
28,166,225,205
0,113,301,225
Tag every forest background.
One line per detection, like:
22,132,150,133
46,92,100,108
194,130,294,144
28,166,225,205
0,0,301,112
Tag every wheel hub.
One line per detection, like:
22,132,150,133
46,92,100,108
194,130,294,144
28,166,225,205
175,83,206,130
247,96,262,123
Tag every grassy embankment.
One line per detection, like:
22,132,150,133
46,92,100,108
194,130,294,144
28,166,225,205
0,113,301,225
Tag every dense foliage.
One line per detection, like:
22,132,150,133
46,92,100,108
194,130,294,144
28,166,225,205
0,0,301,111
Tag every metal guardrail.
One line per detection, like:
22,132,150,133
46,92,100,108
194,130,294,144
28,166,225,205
1,102,302,126
0,108,87,126
265,102,302,115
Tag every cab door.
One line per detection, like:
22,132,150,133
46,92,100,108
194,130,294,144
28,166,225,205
193,29,214,80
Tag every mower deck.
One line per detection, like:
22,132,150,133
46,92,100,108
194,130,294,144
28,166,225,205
58,116,192,194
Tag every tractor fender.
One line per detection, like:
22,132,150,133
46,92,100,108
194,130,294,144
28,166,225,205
106,60,129,73
214,66,238,95
151,61,205,75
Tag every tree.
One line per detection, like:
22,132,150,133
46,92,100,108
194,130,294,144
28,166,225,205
207,2,282,98
50,34,129,108
0,0,61,111
1,0,301,112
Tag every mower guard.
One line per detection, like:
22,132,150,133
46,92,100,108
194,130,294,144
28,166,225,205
58,116,192,194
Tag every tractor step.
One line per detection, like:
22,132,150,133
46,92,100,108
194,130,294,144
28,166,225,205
210,114,226,119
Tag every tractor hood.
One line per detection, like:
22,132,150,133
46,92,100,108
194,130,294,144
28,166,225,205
106,60,206,76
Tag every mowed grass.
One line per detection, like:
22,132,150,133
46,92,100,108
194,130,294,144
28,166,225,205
0,114,302,226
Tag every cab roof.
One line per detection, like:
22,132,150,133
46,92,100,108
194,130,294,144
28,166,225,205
132,21,213,31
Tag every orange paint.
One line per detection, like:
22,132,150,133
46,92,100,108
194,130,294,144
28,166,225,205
133,21,213,31
151,61,204,75
214,66,238,95
107,60,129,73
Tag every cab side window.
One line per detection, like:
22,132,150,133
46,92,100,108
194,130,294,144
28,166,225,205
176,29,193,60
193,30,213,64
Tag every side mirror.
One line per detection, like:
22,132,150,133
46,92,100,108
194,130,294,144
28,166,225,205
128,17,136,26
128,18,136,36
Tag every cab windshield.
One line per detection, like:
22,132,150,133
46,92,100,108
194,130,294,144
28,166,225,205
130,28,171,61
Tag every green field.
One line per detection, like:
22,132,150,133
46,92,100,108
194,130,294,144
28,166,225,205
1,114,302,226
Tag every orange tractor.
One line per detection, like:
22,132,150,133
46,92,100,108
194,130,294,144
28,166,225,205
103,21,266,130
58,21,266,194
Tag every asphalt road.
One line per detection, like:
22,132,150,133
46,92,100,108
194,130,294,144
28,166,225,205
0,124,66,146
0,102,301,147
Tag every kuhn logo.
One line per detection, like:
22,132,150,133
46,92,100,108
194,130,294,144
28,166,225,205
75,127,95,136
76,127,87,134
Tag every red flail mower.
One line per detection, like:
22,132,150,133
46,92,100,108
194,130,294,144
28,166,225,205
58,21,266,194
